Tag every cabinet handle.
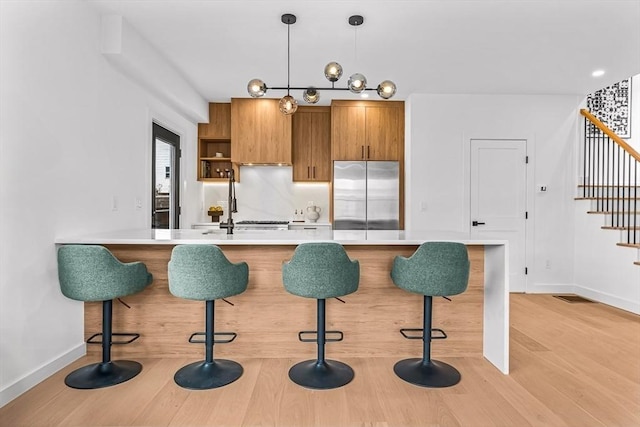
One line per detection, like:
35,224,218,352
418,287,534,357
361,145,365,159
312,166,316,178
307,166,310,178
367,145,370,159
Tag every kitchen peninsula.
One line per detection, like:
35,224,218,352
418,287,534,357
55,229,509,374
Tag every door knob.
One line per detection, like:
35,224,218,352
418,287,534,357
472,221,486,226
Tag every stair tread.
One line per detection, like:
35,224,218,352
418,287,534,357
617,243,640,249
601,226,640,230
587,211,640,214
578,184,640,188
575,197,639,200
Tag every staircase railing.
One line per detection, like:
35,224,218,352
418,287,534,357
580,108,638,245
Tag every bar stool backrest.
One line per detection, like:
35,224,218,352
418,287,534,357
282,242,359,299
391,242,470,297
57,245,153,302
168,244,248,301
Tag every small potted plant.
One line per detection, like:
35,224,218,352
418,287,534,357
207,205,224,222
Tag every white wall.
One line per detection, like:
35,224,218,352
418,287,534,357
573,202,639,313
0,1,200,406
405,94,582,291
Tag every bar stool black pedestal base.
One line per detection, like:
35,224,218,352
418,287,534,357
174,359,243,390
65,360,142,389
394,358,461,388
289,359,354,390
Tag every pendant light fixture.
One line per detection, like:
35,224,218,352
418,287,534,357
279,13,298,115
247,13,397,114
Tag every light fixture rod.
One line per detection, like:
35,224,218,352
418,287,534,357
287,15,290,95
282,13,296,96
270,86,377,91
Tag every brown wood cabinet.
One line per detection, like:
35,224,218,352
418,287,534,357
292,107,331,182
198,102,231,139
331,104,366,160
331,100,404,161
231,98,292,164
198,103,238,182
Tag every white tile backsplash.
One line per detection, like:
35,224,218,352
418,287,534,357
201,166,329,223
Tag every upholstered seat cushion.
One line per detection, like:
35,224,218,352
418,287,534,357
57,245,153,302
391,242,469,297
168,244,248,301
282,242,359,299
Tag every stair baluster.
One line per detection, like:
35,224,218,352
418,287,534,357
579,109,639,262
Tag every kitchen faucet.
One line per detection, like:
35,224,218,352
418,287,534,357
219,168,237,234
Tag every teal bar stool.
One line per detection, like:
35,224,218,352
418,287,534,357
168,244,248,390
391,242,470,388
57,245,153,389
282,242,360,389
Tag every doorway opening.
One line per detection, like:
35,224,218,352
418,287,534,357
152,123,180,229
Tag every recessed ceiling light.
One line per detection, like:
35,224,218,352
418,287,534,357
592,69,605,77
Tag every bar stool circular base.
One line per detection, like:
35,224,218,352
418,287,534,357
174,359,243,390
394,358,461,388
288,359,354,389
64,360,142,389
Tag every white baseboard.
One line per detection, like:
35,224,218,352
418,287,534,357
0,344,85,408
573,285,640,314
524,282,640,314
525,282,574,294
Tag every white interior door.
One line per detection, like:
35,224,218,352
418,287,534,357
470,139,527,292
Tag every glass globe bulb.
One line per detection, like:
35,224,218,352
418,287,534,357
324,62,343,82
376,80,397,99
348,73,367,93
303,87,320,104
279,95,298,115
247,79,267,97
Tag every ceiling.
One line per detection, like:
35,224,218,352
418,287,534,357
88,0,640,105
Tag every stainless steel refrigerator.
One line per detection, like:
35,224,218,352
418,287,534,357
333,161,400,230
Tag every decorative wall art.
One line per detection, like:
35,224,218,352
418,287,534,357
586,78,632,138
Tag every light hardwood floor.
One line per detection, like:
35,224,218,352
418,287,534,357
1,294,639,427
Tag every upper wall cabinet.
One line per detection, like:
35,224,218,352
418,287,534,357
198,102,231,139
331,104,366,160
198,103,238,182
231,98,292,164
331,100,404,161
292,107,331,182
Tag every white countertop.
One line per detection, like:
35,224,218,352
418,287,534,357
55,228,508,246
